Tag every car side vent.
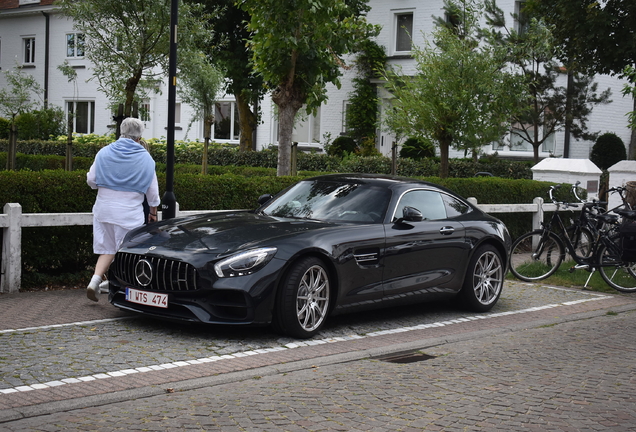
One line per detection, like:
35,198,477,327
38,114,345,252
354,248,380,265
112,252,198,292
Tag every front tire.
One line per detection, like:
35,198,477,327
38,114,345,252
459,245,504,312
274,257,331,338
509,230,564,281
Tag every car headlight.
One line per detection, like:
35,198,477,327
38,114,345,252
214,247,277,278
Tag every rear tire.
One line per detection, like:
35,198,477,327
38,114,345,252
509,230,564,282
273,257,331,338
598,244,636,293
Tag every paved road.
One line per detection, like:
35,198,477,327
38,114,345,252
1,281,636,430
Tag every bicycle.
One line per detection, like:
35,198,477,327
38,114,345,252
509,184,636,293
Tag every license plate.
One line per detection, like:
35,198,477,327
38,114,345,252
126,288,168,309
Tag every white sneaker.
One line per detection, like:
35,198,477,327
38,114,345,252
99,280,109,294
86,275,102,302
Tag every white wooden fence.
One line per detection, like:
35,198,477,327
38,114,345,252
0,197,559,294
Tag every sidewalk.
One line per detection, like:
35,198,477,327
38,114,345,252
1,283,636,430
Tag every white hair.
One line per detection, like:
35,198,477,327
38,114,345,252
120,117,145,140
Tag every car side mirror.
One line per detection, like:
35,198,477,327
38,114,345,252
403,206,423,222
257,194,273,206
399,206,423,222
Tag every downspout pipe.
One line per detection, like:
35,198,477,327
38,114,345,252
42,11,50,108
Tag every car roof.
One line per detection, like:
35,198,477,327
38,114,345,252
304,173,445,191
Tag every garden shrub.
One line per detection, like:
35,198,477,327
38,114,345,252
0,118,9,139
399,137,436,160
326,136,358,157
590,132,626,170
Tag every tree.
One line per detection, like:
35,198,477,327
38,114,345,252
179,54,224,174
624,66,636,130
383,1,523,178
57,0,207,120
240,0,378,176
483,1,611,163
194,0,265,152
529,0,636,157
0,63,43,170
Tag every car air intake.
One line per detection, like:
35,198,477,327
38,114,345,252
112,252,198,292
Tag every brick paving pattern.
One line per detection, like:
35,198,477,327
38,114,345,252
1,281,636,430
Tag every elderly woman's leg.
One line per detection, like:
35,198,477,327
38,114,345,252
87,253,115,302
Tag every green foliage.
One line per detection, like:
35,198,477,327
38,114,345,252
178,53,224,138
590,132,626,170
339,154,391,174
0,63,43,120
531,0,636,78
399,137,436,160
622,66,636,130
15,107,66,140
56,0,209,117
0,142,534,179
484,2,611,162
0,164,549,285
383,1,524,177
240,0,379,175
358,137,381,157
327,136,358,158
347,40,387,146
0,118,9,139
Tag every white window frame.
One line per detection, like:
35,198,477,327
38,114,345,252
67,100,95,134
23,37,36,64
342,101,352,134
66,32,85,58
515,1,528,35
213,101,240,142
140,99,151,122
393,11,414,55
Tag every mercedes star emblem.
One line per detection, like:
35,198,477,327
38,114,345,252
135,259,153,287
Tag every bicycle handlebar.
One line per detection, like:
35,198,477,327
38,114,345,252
549,184,578,208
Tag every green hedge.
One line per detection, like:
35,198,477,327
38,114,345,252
0,140,539,288
1,168,562,288
0,140,533,179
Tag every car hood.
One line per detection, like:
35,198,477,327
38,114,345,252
120,211,333,257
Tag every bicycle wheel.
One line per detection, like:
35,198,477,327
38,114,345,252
598,243,636,293
509,230,564,281
566,225,594,258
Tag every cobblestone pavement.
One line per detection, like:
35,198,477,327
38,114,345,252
1,281,636,430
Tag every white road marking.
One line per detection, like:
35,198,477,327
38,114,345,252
0,289,612,395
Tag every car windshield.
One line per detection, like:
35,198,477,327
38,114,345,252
261,179,391,224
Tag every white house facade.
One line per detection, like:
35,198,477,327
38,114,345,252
0,0,633,161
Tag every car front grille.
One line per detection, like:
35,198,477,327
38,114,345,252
112,252,198,292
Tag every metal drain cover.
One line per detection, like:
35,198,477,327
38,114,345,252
378,352,436,364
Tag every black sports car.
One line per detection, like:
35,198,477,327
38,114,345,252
108,174,511,338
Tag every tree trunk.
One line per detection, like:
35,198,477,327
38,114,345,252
236,92,256,152
533,124,540,163
276,102,298,176
124,70,143,118
202,112,213,175
439,140,450,178
272,85,303,177
7,121,17,171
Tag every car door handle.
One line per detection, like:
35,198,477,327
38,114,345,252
439,226,455,235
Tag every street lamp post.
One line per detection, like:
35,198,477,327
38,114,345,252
161,0,179,219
